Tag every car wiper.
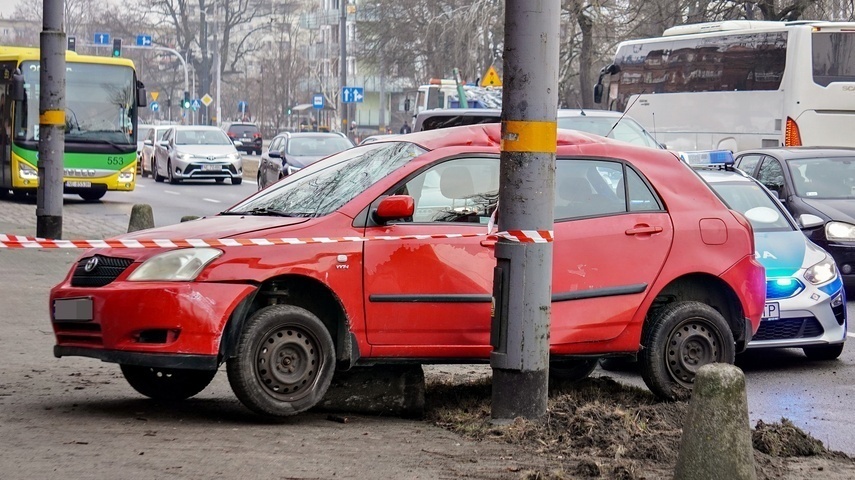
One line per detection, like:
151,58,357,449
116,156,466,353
221,207,293,217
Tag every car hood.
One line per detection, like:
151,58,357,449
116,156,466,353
754,230,828,278
801,198,855,223
117,215,310,241
284,155,325,168
175,145,239,157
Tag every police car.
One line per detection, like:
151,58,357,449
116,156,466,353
687,150,847,359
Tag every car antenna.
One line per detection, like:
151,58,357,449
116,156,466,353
605,89,645,139
577,101,586,116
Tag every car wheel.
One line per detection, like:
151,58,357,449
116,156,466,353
120,364,217,401
140,160,148,178
257,172,264,190
226,305,335,418
803,343,844,361
79,190,106,201
256,148,262,156
549,358,598,382
154,158,165,182
232,177,243,185
639,301,734,400
167,160,180,184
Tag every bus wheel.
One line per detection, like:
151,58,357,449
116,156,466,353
79,190,106,201
227,305,335,418
120,365,217,401
639,301,734,400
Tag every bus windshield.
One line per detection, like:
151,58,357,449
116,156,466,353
812,32,855,86
16,61,136,145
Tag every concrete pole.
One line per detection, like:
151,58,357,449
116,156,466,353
36,0,65,239
490,0,559,421
339,0,347,134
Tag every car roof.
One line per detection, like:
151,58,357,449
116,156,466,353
737,147,855,159
168,125,226,132
274,131,348,139
393,123,629,151
693,167,756,185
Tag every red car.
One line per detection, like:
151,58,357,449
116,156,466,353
49,125,765,417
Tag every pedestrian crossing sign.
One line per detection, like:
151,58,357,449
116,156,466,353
480,66,502,87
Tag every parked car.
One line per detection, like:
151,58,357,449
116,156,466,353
690,152,847,360
139,125,169,178
359,133,398,145
413,108,501,132
734,147,855,292
49,124,764,417
257,131,353,189
136,124,152,174
153,126,244,185
224,122,263,155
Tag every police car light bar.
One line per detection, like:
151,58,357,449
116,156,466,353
678,150,735,166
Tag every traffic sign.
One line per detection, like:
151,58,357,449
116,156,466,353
150,101,159,112
341,87,364,103
191,99,201,111
150,91,159,101
238,100,248,113
201,94,213,107
312,93,324,109
93,33,110,45
480,65,502,87
136,35,152,47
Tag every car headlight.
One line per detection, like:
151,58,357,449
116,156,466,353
177,152,193,160
826,221,855,241
229,152,241,160
128,248,223,282
803,256,838,285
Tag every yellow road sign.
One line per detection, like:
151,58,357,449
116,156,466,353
201,94,213,107
150,91,159,101
480,66,502,87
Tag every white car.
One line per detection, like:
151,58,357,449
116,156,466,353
153,126,244,185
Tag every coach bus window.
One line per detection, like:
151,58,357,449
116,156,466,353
812,32,855,87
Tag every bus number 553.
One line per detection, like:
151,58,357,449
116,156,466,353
107,156,125,165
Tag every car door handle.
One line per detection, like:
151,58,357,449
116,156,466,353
625,225,663,235
480,239,497,247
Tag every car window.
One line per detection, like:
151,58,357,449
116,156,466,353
557,116,659,148
626,167,662,211
269,137,282,152
706,179,794,233
789,156,855,198
138,126,151,140
156,128,168,141
755,157,785,193
556,159,635,219
735,154,763,175
287,136,353,156
392,158,499,223
228,124,259,136
176,129,232,145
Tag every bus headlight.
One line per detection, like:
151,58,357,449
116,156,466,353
118,171,134,182
18,163,38,180
128,248,223,282
826,221,855,241
803,256,838,286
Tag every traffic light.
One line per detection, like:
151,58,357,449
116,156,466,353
112,38,122,57
181,91,191,109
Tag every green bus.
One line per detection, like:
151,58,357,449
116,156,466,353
0,46,146,200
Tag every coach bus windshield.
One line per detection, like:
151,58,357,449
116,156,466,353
15,61,136,146
812,32,855,87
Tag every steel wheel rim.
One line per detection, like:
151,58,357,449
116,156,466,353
253,324,321,402
665,318,723,388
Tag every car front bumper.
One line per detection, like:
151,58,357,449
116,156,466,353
171,158,243,180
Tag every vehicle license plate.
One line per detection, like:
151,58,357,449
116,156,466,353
65,181,91,188
202,164,221,171
53,297,93,322
762,302,780,320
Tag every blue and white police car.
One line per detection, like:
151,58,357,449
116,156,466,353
686,151,847,360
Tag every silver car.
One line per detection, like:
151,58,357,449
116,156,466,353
154,126,244,185
139,125,170,178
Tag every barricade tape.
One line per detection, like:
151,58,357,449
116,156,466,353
0,230,553,249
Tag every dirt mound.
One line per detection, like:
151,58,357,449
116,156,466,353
425,376,855,479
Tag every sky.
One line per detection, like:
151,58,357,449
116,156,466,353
0,1,20,17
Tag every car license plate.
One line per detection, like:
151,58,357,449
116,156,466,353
202,164,221,171
54,297,93,322
65,181,91,188
762,302,780,320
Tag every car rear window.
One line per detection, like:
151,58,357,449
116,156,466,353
228,125,259,136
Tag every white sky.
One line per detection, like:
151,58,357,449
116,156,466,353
0,1,21,17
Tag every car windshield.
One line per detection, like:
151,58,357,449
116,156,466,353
287,136,353,156
138,126,151,141
788,157,855,199
558,116,660,148
706,177,794,233
175,129,232,145
226,142,424,217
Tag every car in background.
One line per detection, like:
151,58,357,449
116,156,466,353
257,131,353,189
359,133,398,145
689,151,847,360
139,125,170,178
153,125,244,185
734,148,855,292
224,122,263,155
136,124,152,174
49,124,764,418
413,108,501,132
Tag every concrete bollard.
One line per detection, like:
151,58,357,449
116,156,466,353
315,365,425,418
127,204,154,232
180,215,200,223
674,363,757,480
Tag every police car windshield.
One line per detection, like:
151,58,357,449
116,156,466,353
707,180,795,233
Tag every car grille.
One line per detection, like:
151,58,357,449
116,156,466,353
753,317,824,341
70,255,134,287
54,321,103,346
832,301,846,326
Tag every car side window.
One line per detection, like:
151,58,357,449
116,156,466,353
269,137,282,152
555,159,627,219
756,157,785,193
625,167,662,211
392,157,499,224
735,154,763,175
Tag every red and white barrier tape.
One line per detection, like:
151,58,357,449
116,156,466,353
0,230,553,249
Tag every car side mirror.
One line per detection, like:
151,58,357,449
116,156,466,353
143,140,152,146
593,83,604,104
797,213,825,230
158,140,169,148
374,195,415,222
268,150,281,159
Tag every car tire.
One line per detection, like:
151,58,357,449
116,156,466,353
167,160,180,184
154,158,165,182
803,343,844,361
639,301,735,400
226,305,335,418
257,172,264,190
232,177,242,185
79,190,106,201
120,364,217,401
549,358,599,382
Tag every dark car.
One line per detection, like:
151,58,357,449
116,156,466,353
224,122,263,155
257,131,353,189
734,147,855,291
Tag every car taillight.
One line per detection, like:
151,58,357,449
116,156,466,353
253,133,262,139
227,132,236,138
785,117,802,146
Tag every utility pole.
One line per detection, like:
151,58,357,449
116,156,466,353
37,0,65,239
214,0,222,128
339,0,347,134
490,0,559,421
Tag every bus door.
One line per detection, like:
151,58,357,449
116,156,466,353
0,61,17,188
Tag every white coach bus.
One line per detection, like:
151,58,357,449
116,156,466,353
593,20,855,152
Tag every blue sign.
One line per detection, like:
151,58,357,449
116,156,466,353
191,99,201,111
342,87,364,104
93,33,110,45
150,101,159,112
312,94,324,109
238,100,248,113
136,35,152,47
